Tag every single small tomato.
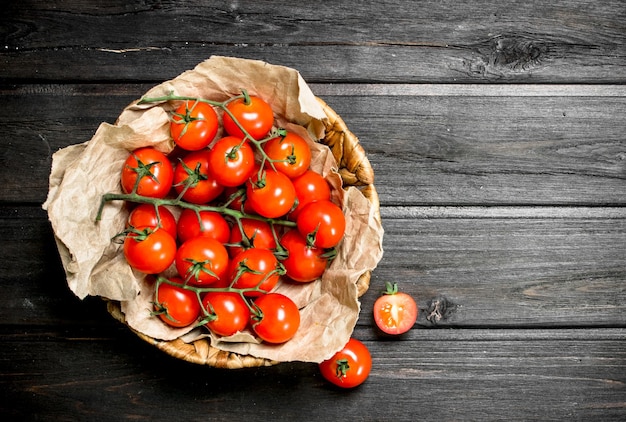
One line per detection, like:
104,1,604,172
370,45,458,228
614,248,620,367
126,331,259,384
246,169,296,219
154,277,201,328
263,131,312,179
170,100,219,151
201,291,251,337
123,227,176,274
279,229,328,283
222,94,274,140
207,136,256,187
296,199,346,248
250,293,300,344
373,282,418,335
120,147,174,198
127,204,177,240
228,248,282,296
175,236,229,286
173,150,224,204
319,338,372,388
177,208,231,244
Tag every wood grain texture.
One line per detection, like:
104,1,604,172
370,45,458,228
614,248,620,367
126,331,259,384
1,84,624,205
1,326,625,421
2,0,626,419
2,1,625,83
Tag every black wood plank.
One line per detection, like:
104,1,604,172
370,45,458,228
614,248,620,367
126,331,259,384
2,326,625,421
2,206,625,328
2,1,625,83
1,84,625,205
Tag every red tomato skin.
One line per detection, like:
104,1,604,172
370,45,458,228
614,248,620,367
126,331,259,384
121,147,174,198
155,277,201,328
170,101,219,151
319,338,372,388
251,293,300,344
263,131,312,179
127,204,177,240
207,136,255,187
289,170,331,221
123,227,176,274
228,248,280,296
177,209,230,244
246,170,296,219
296,199,346,248
202,291,251,337
175,237,229,286
173,150,224,204
373,292,418,335
280,229,328,283
223,95,274,140
228,218,277,258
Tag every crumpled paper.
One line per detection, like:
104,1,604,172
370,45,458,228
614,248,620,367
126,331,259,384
43,56,384,363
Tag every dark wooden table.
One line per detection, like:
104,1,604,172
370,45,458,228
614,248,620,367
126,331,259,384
2,1,625,420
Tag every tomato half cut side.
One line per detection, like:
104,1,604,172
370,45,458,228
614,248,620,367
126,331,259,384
372,282,418,335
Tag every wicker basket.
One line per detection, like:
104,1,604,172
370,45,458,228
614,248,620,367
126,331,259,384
107,97,380,369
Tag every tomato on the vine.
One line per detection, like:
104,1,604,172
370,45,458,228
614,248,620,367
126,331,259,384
175,236,229,286
373,282,418,335
251,293,300,344
289,170,331,220
263,131,312,179
177,209,231,244
173,150,224,204
280,229,328,283
228,248,282,296
222,95,274,140
207,136,256,187
246,169,296,219
121,147,174,198
170,100,219,151
154,277,201,328
228,218,277,258
319,338,372,388
296,199,345,248
123,227,176,274
201,291,251,337
127,204,177,240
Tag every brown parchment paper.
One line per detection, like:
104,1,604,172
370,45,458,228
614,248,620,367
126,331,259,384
43,56,384,363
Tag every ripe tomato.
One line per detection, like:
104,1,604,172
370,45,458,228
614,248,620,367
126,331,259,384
263,131,312,179
173,150,224,204
246,169,296,219
280,229,328,283
223,95,274,140
229,248,281,296
154,277,201,328
373,282,418,335
127,204,177,240
296,199,346,248
177,208,230,244
319,338,372,388
207,136,256,187
175,237,229,286
251,293,300,344
170,100,219,151
228,218,277,258
123,227,176,274
289,169,331,220
201,291,251,337
121,147,174,198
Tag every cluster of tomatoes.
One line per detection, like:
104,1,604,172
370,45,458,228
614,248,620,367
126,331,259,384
116,92,346,345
